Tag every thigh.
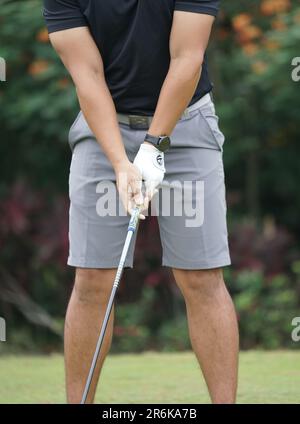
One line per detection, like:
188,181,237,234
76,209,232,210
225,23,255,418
68,131,139,269
154,99,231,270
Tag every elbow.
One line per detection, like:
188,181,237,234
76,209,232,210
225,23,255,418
170,51,204,78
73,67,105,98
171,49,204,69
191,51,205,70
188,54,204,78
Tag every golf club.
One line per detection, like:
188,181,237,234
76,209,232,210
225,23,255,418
80,205,142,404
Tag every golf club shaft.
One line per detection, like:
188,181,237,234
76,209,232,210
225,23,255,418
80,206,141,404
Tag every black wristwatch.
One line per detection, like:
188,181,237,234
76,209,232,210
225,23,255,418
144,133,171,152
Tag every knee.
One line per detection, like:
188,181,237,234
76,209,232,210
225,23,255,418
173,268,225,301
73,268,115,304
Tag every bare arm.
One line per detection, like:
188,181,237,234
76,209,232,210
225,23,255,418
49,27,145,216
49,27,127,169
147,12,215,137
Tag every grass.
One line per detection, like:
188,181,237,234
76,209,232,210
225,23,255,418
0,351,299,404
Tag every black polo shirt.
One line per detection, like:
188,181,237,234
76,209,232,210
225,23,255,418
43,0,220,115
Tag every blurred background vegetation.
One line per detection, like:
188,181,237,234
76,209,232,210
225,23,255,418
0,0,300,354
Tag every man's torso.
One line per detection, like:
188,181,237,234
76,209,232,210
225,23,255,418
44,0,216,115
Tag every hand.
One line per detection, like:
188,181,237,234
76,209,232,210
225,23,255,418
133,143,165,209
114,158,147,219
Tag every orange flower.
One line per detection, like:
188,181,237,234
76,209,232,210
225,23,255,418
238,25,262,44
263,39,280,51
57,78,70,89
243,43,259,56
36,28,49,43
28,60,49,76
261,0,275,16
261,0,291,16
217,28,230,41
294,11,300,24
271,18,287,31
232,14,252,32
252,61,268,74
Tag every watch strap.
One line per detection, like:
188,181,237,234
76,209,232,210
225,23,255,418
144,133,161,147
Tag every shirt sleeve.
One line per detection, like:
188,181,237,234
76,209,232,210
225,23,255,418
174,0,220,17
42,0,88,34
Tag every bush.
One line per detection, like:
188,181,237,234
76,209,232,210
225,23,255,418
229,270,299,349
112,287,154,353
156,316,190,352
112,266,299,352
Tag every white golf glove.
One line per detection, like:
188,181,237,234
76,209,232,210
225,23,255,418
133,142,165,201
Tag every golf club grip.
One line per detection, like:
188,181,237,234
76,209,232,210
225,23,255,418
128,206,142,232
80,207,142,404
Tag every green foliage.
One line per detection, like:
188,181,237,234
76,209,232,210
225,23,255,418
214,3,300,229
230,270,298,349
157,316,190,352
0,0,76,189
112,287,154,353
111,267,299,352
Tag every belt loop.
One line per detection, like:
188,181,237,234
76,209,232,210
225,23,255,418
182,109,190,119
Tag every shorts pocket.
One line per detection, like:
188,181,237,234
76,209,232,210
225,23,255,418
198,101,225,152
68,111,95,151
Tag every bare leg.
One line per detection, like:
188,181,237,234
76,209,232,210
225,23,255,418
172,268,239,404
64,268,116,404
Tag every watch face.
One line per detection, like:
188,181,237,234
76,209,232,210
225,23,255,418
159,136,170,152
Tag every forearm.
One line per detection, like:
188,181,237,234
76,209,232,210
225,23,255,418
147,11,215,138
76,73,128,170
148,57,202,137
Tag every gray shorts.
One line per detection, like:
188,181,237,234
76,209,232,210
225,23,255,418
68,93,231,270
